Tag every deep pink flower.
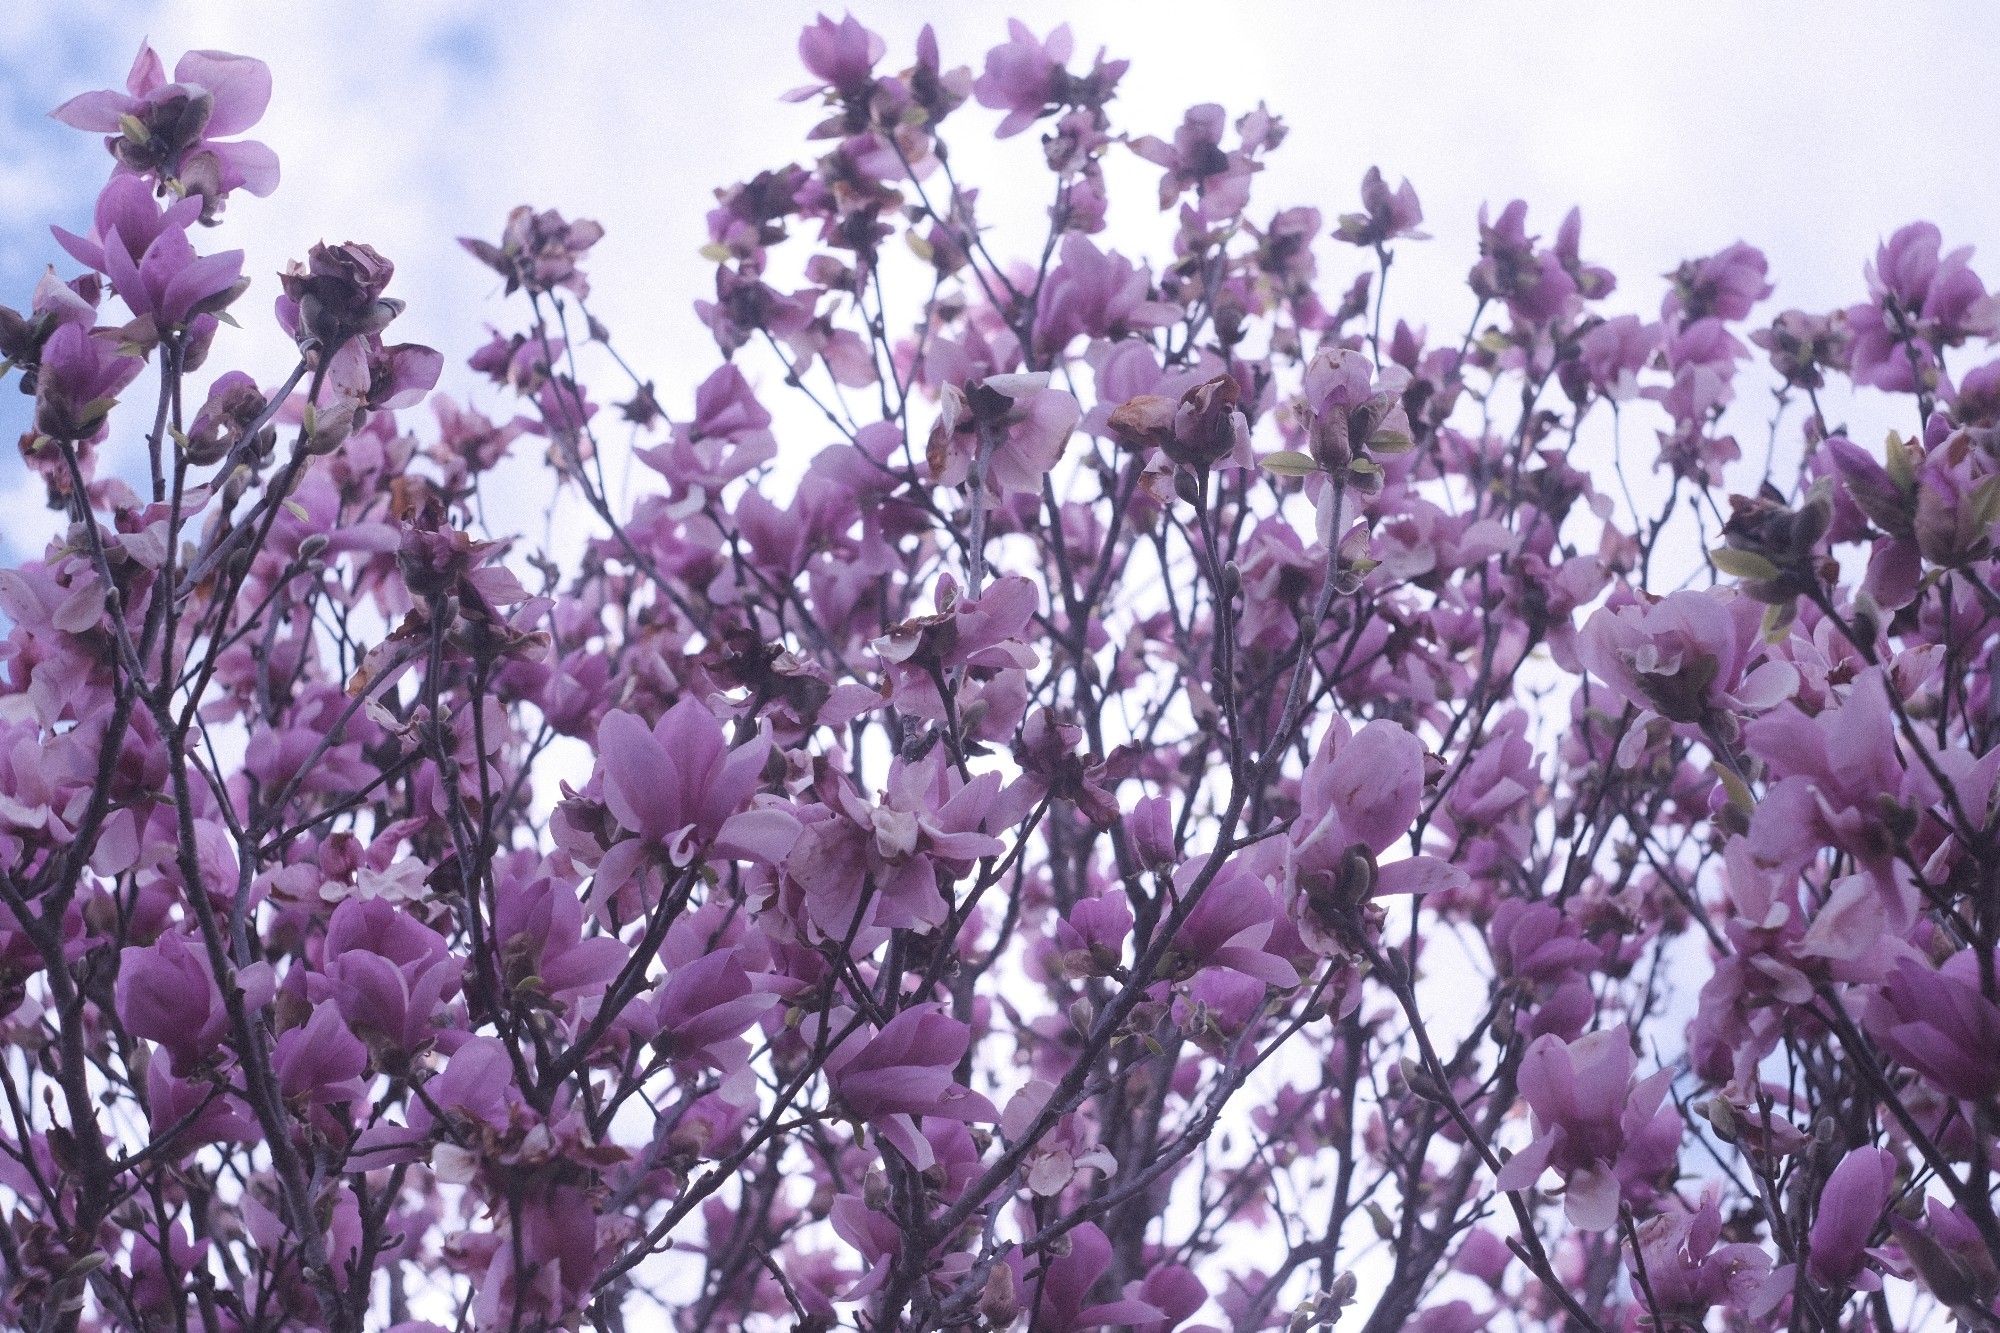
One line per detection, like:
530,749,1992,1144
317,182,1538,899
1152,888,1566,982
311,897,462,1057
1575,314,1658,400
1636,1190,1772,1319
1031,232,1178,358
789,13,886,101
272,1000,370,1107
1847,223,2000,391
491,869,625,1004
1054,892,1134,977
638,363,776,498
784,751,1005,937
116,931,267,1070
459,205,605,299
1488,899,1597,1042
644,949,778,1071
33,322,143,442
1744,669,1942,908
1166,859,1300,988
1469,201,1578,326
1664,242,1772,325
1287,718,1466,935
927,372,1081,496
1004,1221,1164,1331
1130,104,1260,220
54,175,245,333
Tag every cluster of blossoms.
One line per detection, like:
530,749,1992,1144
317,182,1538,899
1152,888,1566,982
3,18,2000,1332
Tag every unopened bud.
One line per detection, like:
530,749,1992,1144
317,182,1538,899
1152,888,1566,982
1174,466,1203,508
978,1262,1018,1327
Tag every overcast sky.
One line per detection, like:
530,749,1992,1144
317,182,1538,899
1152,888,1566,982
5,1,2000,562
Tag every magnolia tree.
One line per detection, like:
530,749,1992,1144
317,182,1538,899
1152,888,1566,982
3,19,2000,1333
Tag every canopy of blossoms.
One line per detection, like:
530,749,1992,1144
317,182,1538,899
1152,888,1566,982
2,18,1999,1333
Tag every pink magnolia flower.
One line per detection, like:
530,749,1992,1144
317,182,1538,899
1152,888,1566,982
788,13,886,101
1553,207,1615,301
1848,223,2000,391
1635,1190,1772,1320
63,182,246,334
1164,859,1301,989
1864,949,2000,1101
310,896,463,1058
33,322,143,443
1299,345,1413,468
1744,669,1940,909
1488,899,1598,1043
1691,844,1892,1084
1130,104,1259,220
473,1183,607,1331
1053,892,1134,977
491,867,625,1005
144,1050,257,1153
1576,588,1797,728
459,205,604,299
637,363,777,500
116,930,270,1070
1287,718,1467,942
272,1000,370,1109
1663,241,1772,325
594,696,795,892
1648,317,1747,423
1031,232,1178,357
1753,308,1850,390
1494,1026,1680,1229
53,174,246,335
52,45,278,210
1003,1221,1165,1331
784,751,1005,938
875,572,1040,720
974,21,1075,138
1575,314,1659,401
1171,968,1270,1054
1806,1146,1897,1290
825,1005,997,1168
1334,166,1428,247
927,372,1081,496
1469,201,1579,326
642,948,778,1073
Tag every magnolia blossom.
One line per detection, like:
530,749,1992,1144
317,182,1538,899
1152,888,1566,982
824,1005,997,1169
1287,718,1467,946
1495,1026,1681,1229
53,44,279,208
593,697,797,900
1577,588,1798,728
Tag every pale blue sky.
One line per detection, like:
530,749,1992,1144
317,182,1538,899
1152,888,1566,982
4,1,1999,560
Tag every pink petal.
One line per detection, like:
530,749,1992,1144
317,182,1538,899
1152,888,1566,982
174,51,272,136
1324,720,1423,853
50,89,131,132
1373,854,1467,897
